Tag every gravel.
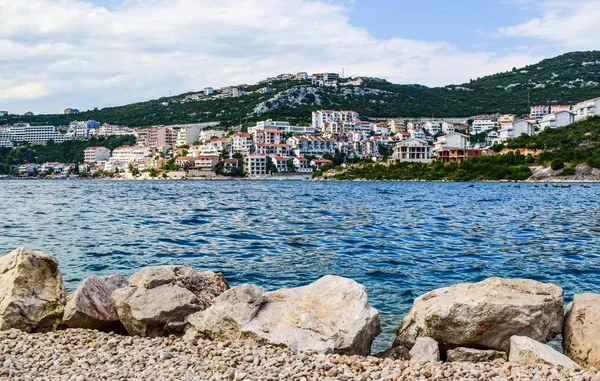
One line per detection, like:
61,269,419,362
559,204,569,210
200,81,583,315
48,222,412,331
1,329,599,380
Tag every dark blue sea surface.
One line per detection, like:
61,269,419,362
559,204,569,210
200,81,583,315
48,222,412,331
1,180,599,351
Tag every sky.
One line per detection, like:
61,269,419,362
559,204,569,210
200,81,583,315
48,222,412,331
1,0,599,114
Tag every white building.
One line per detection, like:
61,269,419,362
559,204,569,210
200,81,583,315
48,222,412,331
471,119,495,135
423,121,441,135
389,139,432,163
271,156,288,172
287,136,336,157
574,97,600,121
312,110,359,133
176,125,203,147
109,146,152,162
244,154,267,176
94,124,135,137
232,133,253,155
204,87,214,95
250,120,314,135
409,129,426,140
539,111,575,130
442,122,456,134
199,130,226,143
498,120,535,142
68,120,100,139
530,105,550,120
434,133,469,152
293,157,313,173
0,124,72,147
84,146,111,163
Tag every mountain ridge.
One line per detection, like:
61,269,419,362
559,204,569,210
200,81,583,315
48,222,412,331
2,51,600,128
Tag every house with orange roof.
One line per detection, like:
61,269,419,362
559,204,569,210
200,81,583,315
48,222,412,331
271,156,288,172
293,157,312,173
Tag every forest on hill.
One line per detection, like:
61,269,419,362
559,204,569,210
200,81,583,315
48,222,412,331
1,51,600,128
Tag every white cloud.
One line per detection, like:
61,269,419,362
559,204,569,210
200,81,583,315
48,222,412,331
0,0,544,114
495,1,600,48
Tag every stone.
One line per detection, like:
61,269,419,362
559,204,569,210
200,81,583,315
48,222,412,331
63,275,128,332
509,336,581,369
112,266,228,337
563,293,600,368
446,347,507,363
188,275,381,355
375,346,410,361
409,337,440,363
394,277,563,352
0,247,67,332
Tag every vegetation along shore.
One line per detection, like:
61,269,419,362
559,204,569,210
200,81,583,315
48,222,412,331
2,247,600,380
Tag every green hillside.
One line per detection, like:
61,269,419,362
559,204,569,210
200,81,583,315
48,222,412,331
2,51,600,128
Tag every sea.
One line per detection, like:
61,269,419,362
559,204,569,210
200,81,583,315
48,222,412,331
1,180,599,352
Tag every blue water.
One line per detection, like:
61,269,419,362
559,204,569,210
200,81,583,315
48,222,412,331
1,180,600,351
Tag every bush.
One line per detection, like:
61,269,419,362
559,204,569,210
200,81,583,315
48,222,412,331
551,159,565,171
559,167,576,176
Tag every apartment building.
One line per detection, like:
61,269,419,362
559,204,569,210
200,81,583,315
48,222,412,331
530,105,550,120
0,124,72,147
271,156,288,172
287,136,335,157
293,157,313,173
244,154,267,176
84,146,111,163
388,139,432,163
232,133,253,155
175,125,202,147
574,97,600,121
312,110,359,133
471,119,496,135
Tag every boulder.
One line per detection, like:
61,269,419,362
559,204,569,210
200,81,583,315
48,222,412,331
63,274,128,332
509,336,581,370
446,347,507,363
188,275,381,355
563,293,600,368
394,277,563,352
375,345,410,361
409,337,440,362
0,247,66,332
112,266,228,337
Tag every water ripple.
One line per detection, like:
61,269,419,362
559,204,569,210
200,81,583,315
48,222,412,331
1,180,599,351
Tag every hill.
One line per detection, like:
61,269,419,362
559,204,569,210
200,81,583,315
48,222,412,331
316,116,600,182
2,51,600,128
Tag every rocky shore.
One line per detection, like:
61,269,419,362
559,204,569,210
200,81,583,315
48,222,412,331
2,247,600,380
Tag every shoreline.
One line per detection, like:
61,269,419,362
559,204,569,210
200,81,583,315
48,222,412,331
2,175,599,183
2,329,598,381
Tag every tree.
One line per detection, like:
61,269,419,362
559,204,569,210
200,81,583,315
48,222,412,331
148,167,159,178
219,148,230,160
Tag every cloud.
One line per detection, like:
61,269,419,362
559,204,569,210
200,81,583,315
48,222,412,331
0,0,544,114
495,1,600,48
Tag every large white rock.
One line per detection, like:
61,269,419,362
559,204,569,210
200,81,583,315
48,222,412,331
188,275,381,355
509,336,581,370
63,274,128,332
563,293,600,368
0,248,67,332
409,337,440,363
394,277,564,352
112,266,228,337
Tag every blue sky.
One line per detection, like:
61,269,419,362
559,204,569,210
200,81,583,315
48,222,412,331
1,0,599,114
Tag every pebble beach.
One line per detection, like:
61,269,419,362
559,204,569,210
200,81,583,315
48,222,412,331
1,329,599,381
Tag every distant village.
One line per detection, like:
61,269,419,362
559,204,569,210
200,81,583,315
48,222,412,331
1,71,599,178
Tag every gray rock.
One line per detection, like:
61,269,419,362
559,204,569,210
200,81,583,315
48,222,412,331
509,336,581,370
0,247,66,332
375,345,410,360
563,293,600,368
188,275,381,355
63,275,128,332
112,266,228,337
446,347,507,363
409,337,440,363
394,277,564,352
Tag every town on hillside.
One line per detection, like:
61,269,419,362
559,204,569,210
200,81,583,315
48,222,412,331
1,92,599,178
